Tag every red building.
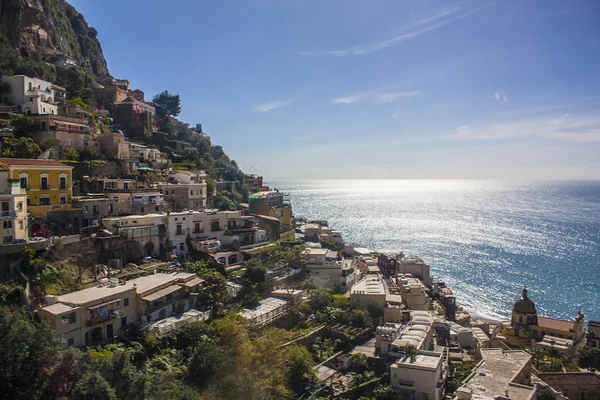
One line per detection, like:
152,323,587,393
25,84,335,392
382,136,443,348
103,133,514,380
111,96,156,138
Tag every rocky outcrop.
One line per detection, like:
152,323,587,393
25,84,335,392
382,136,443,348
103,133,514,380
0,0,111,82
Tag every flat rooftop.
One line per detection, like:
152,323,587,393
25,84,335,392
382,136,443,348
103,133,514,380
351,275,386,295
392,351,442,371
54,272,195,306
458,349,535,400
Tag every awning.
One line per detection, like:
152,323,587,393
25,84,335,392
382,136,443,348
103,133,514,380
180,277,205,288
142,285,181,302
88,298,120,310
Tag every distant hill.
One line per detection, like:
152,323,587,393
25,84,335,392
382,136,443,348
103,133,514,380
0,0,111,83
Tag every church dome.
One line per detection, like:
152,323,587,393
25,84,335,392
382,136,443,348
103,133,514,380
513,288,536,314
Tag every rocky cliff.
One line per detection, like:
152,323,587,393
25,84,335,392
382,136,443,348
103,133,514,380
0,0,111,82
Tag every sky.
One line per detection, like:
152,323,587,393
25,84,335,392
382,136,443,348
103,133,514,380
70,0,600,180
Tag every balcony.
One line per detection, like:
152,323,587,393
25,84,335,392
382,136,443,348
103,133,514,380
0,211,17,218
86,310,121,326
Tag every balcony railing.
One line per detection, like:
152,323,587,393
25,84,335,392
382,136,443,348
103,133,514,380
86,311,120,326
0,211,17,218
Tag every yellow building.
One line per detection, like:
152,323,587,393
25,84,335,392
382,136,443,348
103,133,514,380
0,158,78,233
497,288,586,351
248,190,294,240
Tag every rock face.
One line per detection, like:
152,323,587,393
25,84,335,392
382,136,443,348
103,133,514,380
0,0,111,82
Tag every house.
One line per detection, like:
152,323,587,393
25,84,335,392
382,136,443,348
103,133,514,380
37,272,204,347
248,191,294,240
96,131,129,159
376,311,435,355
168,210,267,259
54,53,76,69
128,89,145,101
1,75,60,115
0,158,79,234
0,176,28,243
396,274,431,311
30,115,96,150
390,351,446,400
240,297,289,326
111,96,156,137
102,213,168,258
160,170,207,211
73,194,127,231
93,85,128,106
350,275,388,310
456,349,536,400
305,248,352,290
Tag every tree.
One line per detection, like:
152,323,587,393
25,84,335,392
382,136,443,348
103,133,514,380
1,136,42,158
286,345,317,395
40,137,61,151
367,303,384,322
578,347,600,370
64,148,80,161
9,115,34,134
0,306,63,399
70,371,117,400
372,384,396,400
152,90,181,117
79,145,96,161
349,353,369,373
332,294,349,309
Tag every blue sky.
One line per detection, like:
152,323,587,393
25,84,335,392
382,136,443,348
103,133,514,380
71,0,600,179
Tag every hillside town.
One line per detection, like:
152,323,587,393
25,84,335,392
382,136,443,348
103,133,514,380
0,3,599,400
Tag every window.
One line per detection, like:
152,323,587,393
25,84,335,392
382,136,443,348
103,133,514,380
67,338,74,346
211,221,220,232
121,317,127,327
140,207,145,213
61,312,76,325
1,201,9,217
123,182,129,189
28,82,32,91
20,176,28,189
179,242,185,251
165,190,169,195
176,224,183,235
60,196,67,205
92,205,99,215
41,121,47,130
108,204,113,214
124,297,129,306
3,220,12,229
190,190,194,195
41,175,49,190
84,206,88,213
194,222,201,233
59,176,67,189
40,197,51,206
17,202,23,212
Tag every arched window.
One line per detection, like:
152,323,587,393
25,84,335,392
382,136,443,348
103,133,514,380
179,242,185,251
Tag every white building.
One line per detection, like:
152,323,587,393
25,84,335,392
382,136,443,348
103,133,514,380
305,248,356,290
390,351,446,400
0,175,28,244
240,297,288,326
1,75,60,115
376,311,435,355
397,274,431,311
350,274,388,310
399,257,432,287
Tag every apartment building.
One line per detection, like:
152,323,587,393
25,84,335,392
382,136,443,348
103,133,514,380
0,176,28,243
160,171,207,212
30,115,96,150
1,75,60,115
305,248,356,290
390,351,446,400
38,272,204,347
248,191,294,240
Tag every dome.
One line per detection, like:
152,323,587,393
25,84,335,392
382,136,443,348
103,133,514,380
513,288,536,314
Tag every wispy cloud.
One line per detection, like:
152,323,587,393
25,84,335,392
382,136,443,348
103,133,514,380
378,91,421,103
297,5,487,56
330,95,362,104
252,100,293,112
449,112,600,143
494,92,508,102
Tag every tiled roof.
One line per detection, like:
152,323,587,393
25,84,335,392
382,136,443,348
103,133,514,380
539,372,600,386
537,317,576,332
0,158,71,168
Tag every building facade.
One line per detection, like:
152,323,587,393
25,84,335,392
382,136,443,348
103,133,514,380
1,75,60,115
0,175,28,243
38,272,204,347
30,115,96,150
111,96,156,137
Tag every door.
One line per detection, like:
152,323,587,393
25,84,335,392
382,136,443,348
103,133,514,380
106,324,113,339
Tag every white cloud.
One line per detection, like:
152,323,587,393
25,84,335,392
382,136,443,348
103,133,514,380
297,5,487,56
330,95,361,104
449,113,600,143
252,100,293,112
494,92,508,102
378,91,421,103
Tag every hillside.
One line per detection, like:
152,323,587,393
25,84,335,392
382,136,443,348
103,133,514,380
0,0,110,83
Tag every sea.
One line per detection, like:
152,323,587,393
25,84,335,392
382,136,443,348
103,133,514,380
267,179,600,323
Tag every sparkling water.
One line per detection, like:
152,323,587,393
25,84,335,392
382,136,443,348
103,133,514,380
268,179,600,322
